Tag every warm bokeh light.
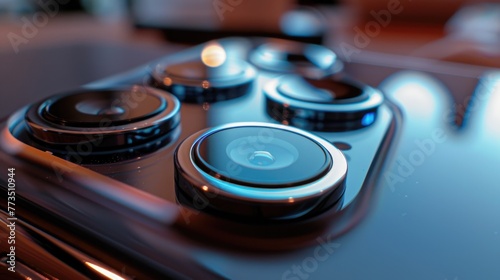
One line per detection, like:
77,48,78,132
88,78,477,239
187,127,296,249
85,262,127,280
201,43,227,67
163,77,172,86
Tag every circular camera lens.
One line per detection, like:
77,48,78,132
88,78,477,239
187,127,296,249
264,75,383,131
193,126,331,187
25,86,181,163
151,42,256,103
42,89,165,127
249,40,343,78
175,122,347,220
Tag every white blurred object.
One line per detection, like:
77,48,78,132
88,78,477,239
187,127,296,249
446,3,500,44
411,3,500,67
280,7,325,37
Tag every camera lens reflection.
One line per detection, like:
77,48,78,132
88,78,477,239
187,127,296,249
226,136,299,170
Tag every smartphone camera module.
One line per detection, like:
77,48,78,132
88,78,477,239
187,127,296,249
264,75,384,131
23,86,181,163
175,122,347,221
151,42,256,103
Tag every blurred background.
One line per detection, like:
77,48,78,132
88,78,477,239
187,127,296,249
0,0,499,118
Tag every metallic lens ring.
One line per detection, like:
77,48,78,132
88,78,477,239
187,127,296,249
175,122,347,220
25,86,181,148
249,41,344,78
265,77,383,113
151,59,256,89
264,76,384,131
150,53,256,103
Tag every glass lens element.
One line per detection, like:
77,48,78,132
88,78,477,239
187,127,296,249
194,126,332,187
